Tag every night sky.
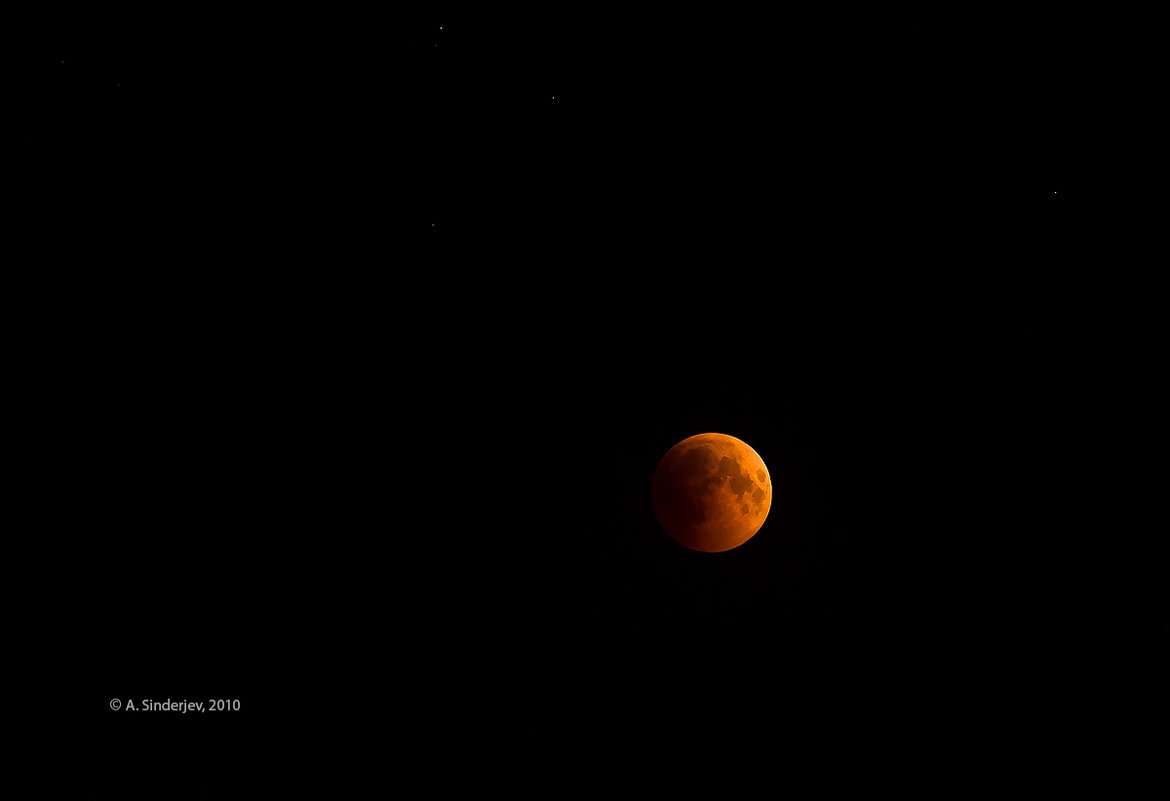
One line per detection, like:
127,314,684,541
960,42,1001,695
31,9,1161,793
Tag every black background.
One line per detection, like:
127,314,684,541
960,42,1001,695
22,6,1163,793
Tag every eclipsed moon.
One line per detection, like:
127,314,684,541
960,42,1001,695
651,432,772,552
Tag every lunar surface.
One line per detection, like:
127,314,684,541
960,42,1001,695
651,433,772,552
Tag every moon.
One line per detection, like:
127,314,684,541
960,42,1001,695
651,433,772,552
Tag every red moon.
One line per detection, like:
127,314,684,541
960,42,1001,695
651,433,772,552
